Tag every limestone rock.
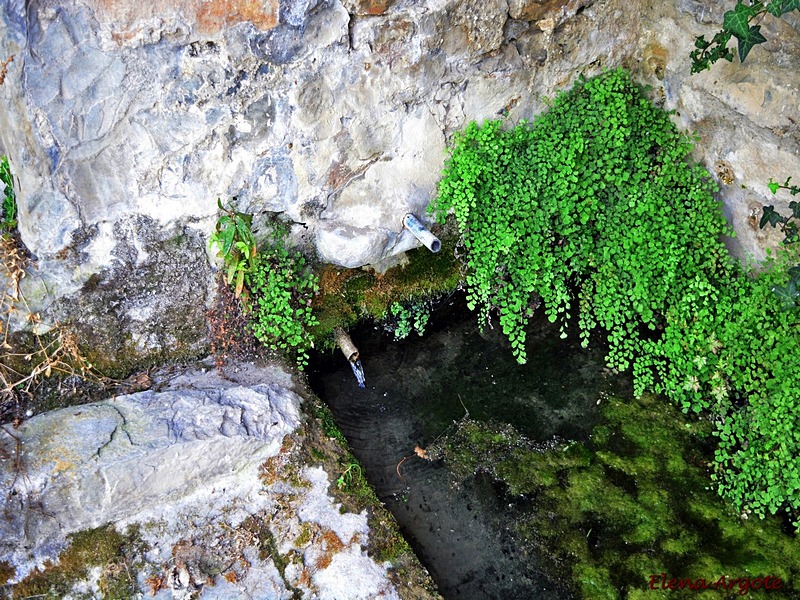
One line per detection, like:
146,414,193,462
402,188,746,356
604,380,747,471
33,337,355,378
0,0,799,364
316,223,394,268
0,361,410,598
508,0,593,26
0,363,301,569
342,0,395,16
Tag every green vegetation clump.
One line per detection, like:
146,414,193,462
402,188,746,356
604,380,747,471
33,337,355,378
11,524,146,599
210,203,460,363
439,394,800,599
429,68,800,524
386,300,430,340
437,419,591,496
209,198,258,298
0,156,16,234
247,225,319,370
310,234,461,346
210,207,319,369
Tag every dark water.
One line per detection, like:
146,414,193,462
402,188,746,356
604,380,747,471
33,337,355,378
308,302,625,599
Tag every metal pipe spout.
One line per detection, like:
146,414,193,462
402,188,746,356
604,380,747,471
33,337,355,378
334,327,359,363
403,213,441,253
334,327,365,388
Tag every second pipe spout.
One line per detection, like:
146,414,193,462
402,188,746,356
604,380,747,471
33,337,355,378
334,327,365,388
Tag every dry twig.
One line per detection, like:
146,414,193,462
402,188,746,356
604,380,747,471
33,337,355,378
0,55,13,86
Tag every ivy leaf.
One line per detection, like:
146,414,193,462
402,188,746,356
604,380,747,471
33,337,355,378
719,1,766,63
788,265,800,282
789,200,800,219
736,25,767,62
768,179,780,194
769,0,800,15
760,205,785,229
773,281,800,310
723,2,757,39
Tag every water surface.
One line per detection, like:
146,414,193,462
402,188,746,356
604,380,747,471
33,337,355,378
309,305,626,599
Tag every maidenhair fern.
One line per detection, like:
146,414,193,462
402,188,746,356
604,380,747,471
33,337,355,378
430,68,800,527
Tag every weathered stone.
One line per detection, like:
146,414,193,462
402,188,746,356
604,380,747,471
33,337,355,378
70,0,279,45
50,216,213,376
342,0,394,16
0,361,415,598
637,0,800,259
445,0,508,55
508,0,593,25
315,223,394,268
0,0,799,359
0,362,301,574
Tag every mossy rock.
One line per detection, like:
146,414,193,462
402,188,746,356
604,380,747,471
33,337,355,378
11,524,146,599
436,392,800,599
310,230,462,347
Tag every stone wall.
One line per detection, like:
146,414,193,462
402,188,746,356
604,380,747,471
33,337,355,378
0,0,798,366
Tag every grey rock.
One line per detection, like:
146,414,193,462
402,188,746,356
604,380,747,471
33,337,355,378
316,223,394,268
19,188,81,256
50,216,213,375
0,361,409,598
0,362,303,575
0,0,798,363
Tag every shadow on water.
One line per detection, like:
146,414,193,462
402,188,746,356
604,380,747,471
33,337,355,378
308,294,630,599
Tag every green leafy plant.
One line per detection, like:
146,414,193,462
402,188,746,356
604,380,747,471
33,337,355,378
760,179,800,308
690,0,800,73
386,300,430,340
209,198,257,298
336,462,362,489
247,224,319,369
0,156,16,234
429,68,800,525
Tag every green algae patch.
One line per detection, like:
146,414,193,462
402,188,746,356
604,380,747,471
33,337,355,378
10,524,147,599
435,393,800,599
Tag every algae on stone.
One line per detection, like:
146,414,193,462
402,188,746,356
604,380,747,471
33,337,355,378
436,393,800,598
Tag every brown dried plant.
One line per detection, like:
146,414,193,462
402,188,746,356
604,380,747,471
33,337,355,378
0,55,13,86
0,236,107,415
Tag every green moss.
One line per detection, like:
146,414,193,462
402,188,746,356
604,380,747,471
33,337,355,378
294,523,314,548
310,230,461,346
12,524,146,599
438,393,800,599
574,564,617,599
342,272,376,303
306,398,348,446
385,237,461,293
370,524,412,563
